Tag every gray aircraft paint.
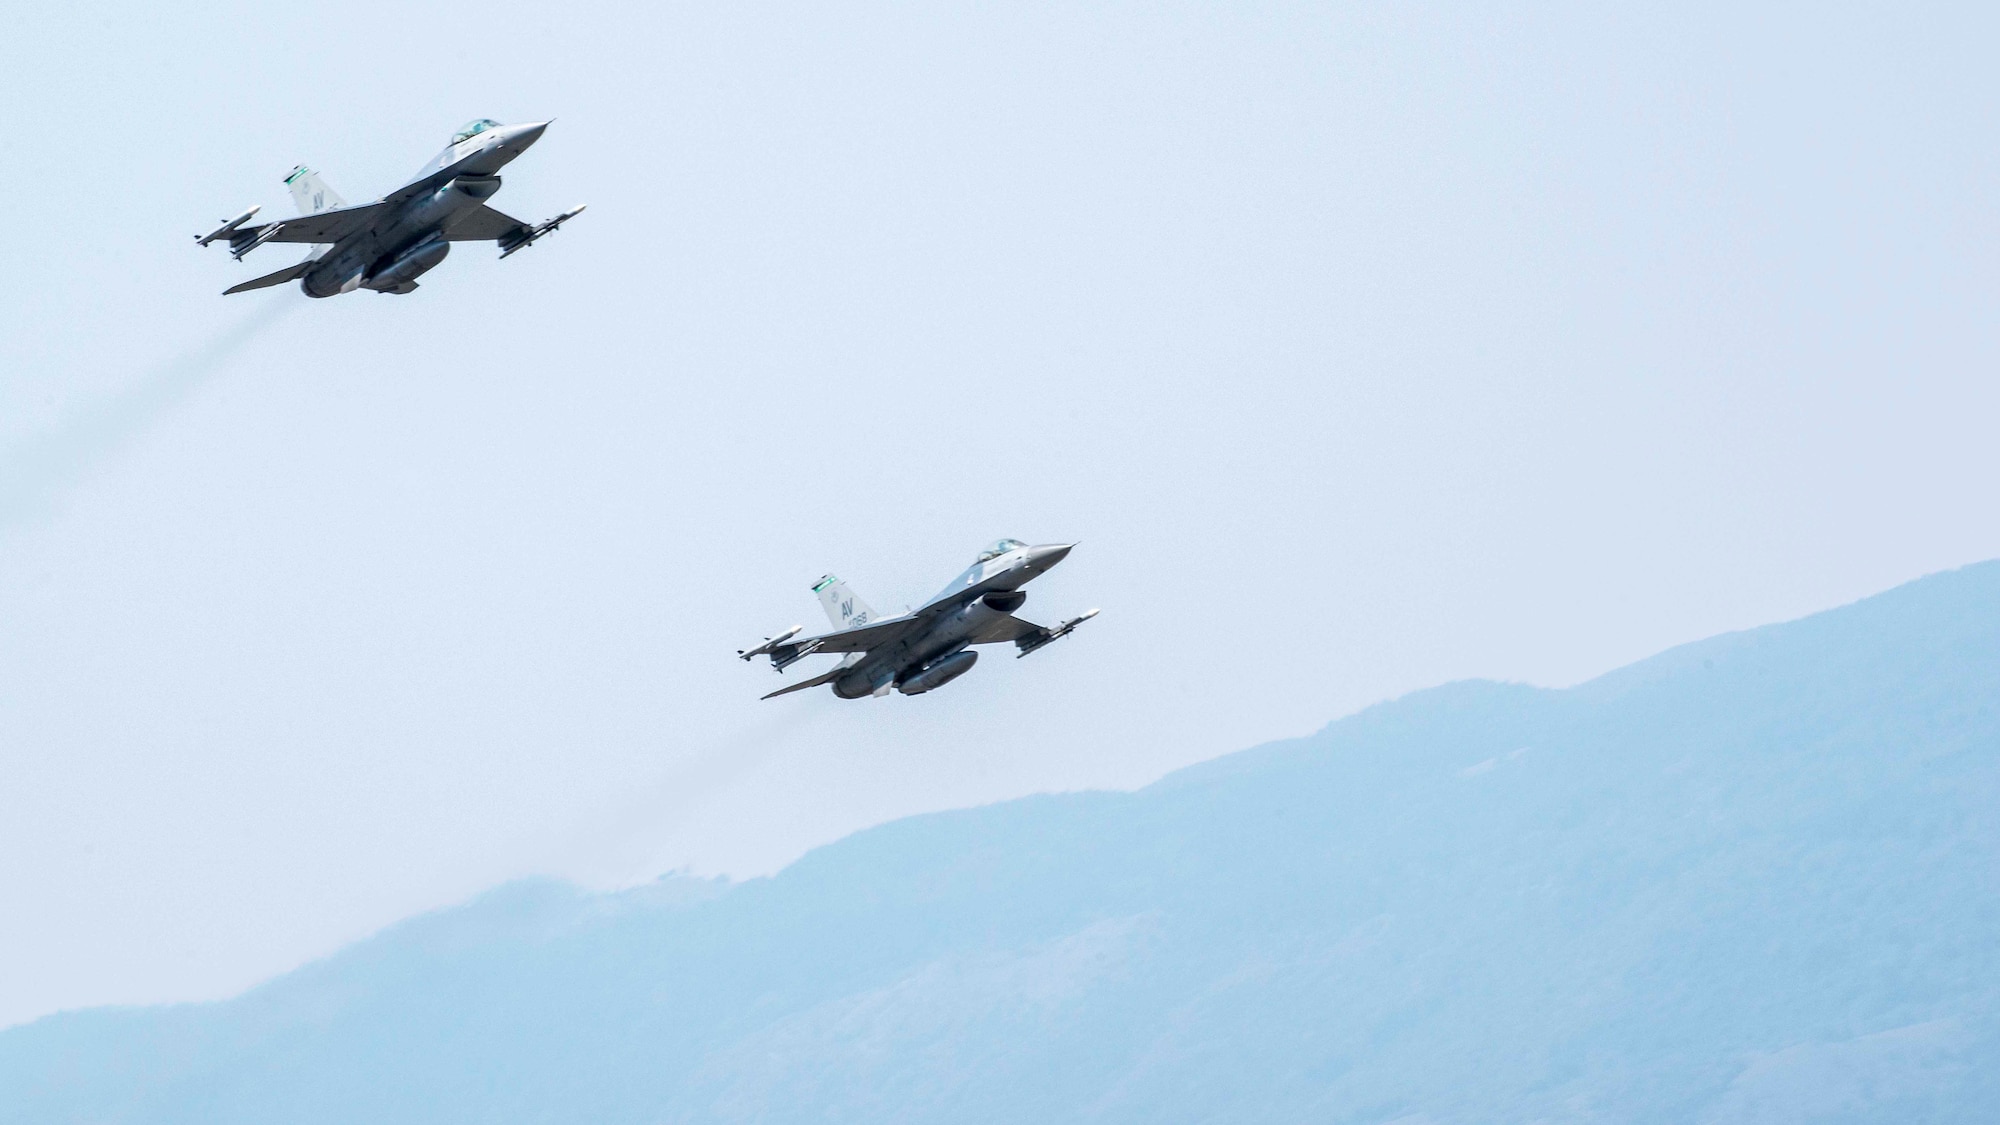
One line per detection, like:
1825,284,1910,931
197,119,584,298
740,539,1097,700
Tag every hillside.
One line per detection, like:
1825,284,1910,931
5,563,1998,1124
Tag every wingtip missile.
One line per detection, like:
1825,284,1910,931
1016,609,1099,657
196,205,261,246
770,640,823,672
498,204,587,259
738,625,804,661
229,222,283,260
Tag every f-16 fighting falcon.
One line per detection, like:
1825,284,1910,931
740,539,1098,700
195,119,584,297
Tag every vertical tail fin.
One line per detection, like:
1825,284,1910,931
812,575,877,630
285,166,346,215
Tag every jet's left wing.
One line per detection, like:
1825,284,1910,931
769,614,919,661
211,202,393,258
240,203,391,244
748,591,990,672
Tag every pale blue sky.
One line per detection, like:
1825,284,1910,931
3,2,1997,1029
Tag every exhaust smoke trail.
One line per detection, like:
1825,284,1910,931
0,295,298,529
555,702,838,887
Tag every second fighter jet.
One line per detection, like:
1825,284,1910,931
740,539,1097,699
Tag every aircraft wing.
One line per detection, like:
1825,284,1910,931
445,204,530,242
967,614,1041,644
760,666,848,700
973,609,1097,656
234,202,393,245
772,614,921,658
222,259,312,295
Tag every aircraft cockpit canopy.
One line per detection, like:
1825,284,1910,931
452,118,502,144
976,538,1028,562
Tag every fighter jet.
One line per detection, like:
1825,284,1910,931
740,539,1098,700
196,118,584,297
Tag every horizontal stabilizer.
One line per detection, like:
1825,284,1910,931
761,667,845,700
223,260,310,295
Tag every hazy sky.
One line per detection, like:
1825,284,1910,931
3,2,1997,1030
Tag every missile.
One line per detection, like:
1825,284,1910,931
499,204,587,258
738,625,803,661
771,639,823,672
196,205,261,246
229,222,284,260
1016,608,1099,658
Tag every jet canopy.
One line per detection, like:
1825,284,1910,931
976,538,1028,562
452,118,502,144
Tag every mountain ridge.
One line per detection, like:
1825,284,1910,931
6,561,1998,1123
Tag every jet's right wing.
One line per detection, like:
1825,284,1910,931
963,609,1098,655
445,204,529,242
440,202,588,256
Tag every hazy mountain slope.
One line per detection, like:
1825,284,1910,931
5,563,1998,1124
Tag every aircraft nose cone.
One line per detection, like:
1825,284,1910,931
1029,543,1075,569
507,121,550,149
